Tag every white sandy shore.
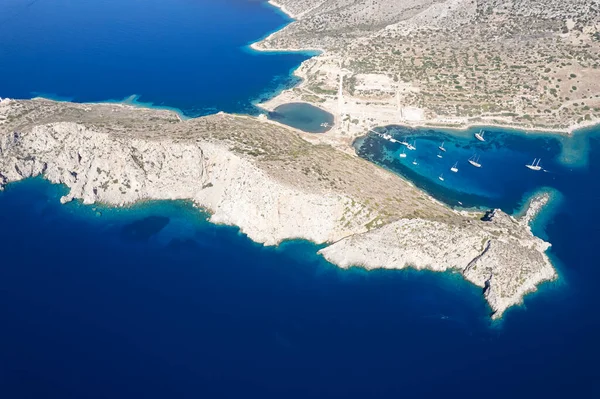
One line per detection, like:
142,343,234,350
267,0,296,19
250,1,325,53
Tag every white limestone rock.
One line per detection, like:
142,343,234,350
0,99,558,318
320,204,557,318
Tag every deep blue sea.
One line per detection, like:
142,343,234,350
1,0,599,398
0,0,312,117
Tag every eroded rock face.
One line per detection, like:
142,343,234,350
0,99,557,318
0,121,355,246
319,207,556,318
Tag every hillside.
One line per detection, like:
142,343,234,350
258,0,600,134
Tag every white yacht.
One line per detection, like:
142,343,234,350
437,151,443,159
468,154,481,168
474,129,485,142
407,140,416,151
438,141,446,152
438,173,445,182
450,162,459,173
526,158,542,171
399,148,407,158
412,158,418,165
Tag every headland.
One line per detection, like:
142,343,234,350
0,98,557,318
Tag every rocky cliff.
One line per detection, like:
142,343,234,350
320,197,555,318
0,98,556,318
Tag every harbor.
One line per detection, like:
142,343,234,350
357,125,563,210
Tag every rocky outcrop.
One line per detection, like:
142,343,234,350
319,208,556,318
0,121,355,246
0,99,557,318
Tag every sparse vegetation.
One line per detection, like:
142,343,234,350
260,0,600,130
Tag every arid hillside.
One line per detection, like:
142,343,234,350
260,0,600,132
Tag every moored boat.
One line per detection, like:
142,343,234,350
474,129,485,142
468,154,481,168
526,158,542,171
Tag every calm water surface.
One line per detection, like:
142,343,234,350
0,0,599,398
268,102,334,133
0,0,312,117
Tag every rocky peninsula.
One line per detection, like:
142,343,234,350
0,98,556,318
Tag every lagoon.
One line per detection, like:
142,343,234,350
267,102,334,133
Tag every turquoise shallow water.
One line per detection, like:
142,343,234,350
354,125,590,211
1,0,600,397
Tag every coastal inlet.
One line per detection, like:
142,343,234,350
354,125,571,212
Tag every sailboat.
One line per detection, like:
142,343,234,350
468,154,482,168
437,151,443,159
412,158,418,165
400,136,409,146
474,129,485,142
450,162,459,173
438,141,446,152
407,140,416,151
399,148,407,158
526,158,542,171
438,173,445,182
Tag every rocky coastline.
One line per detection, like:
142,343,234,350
0,98,557,318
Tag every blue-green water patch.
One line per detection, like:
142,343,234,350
267,102,334,133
